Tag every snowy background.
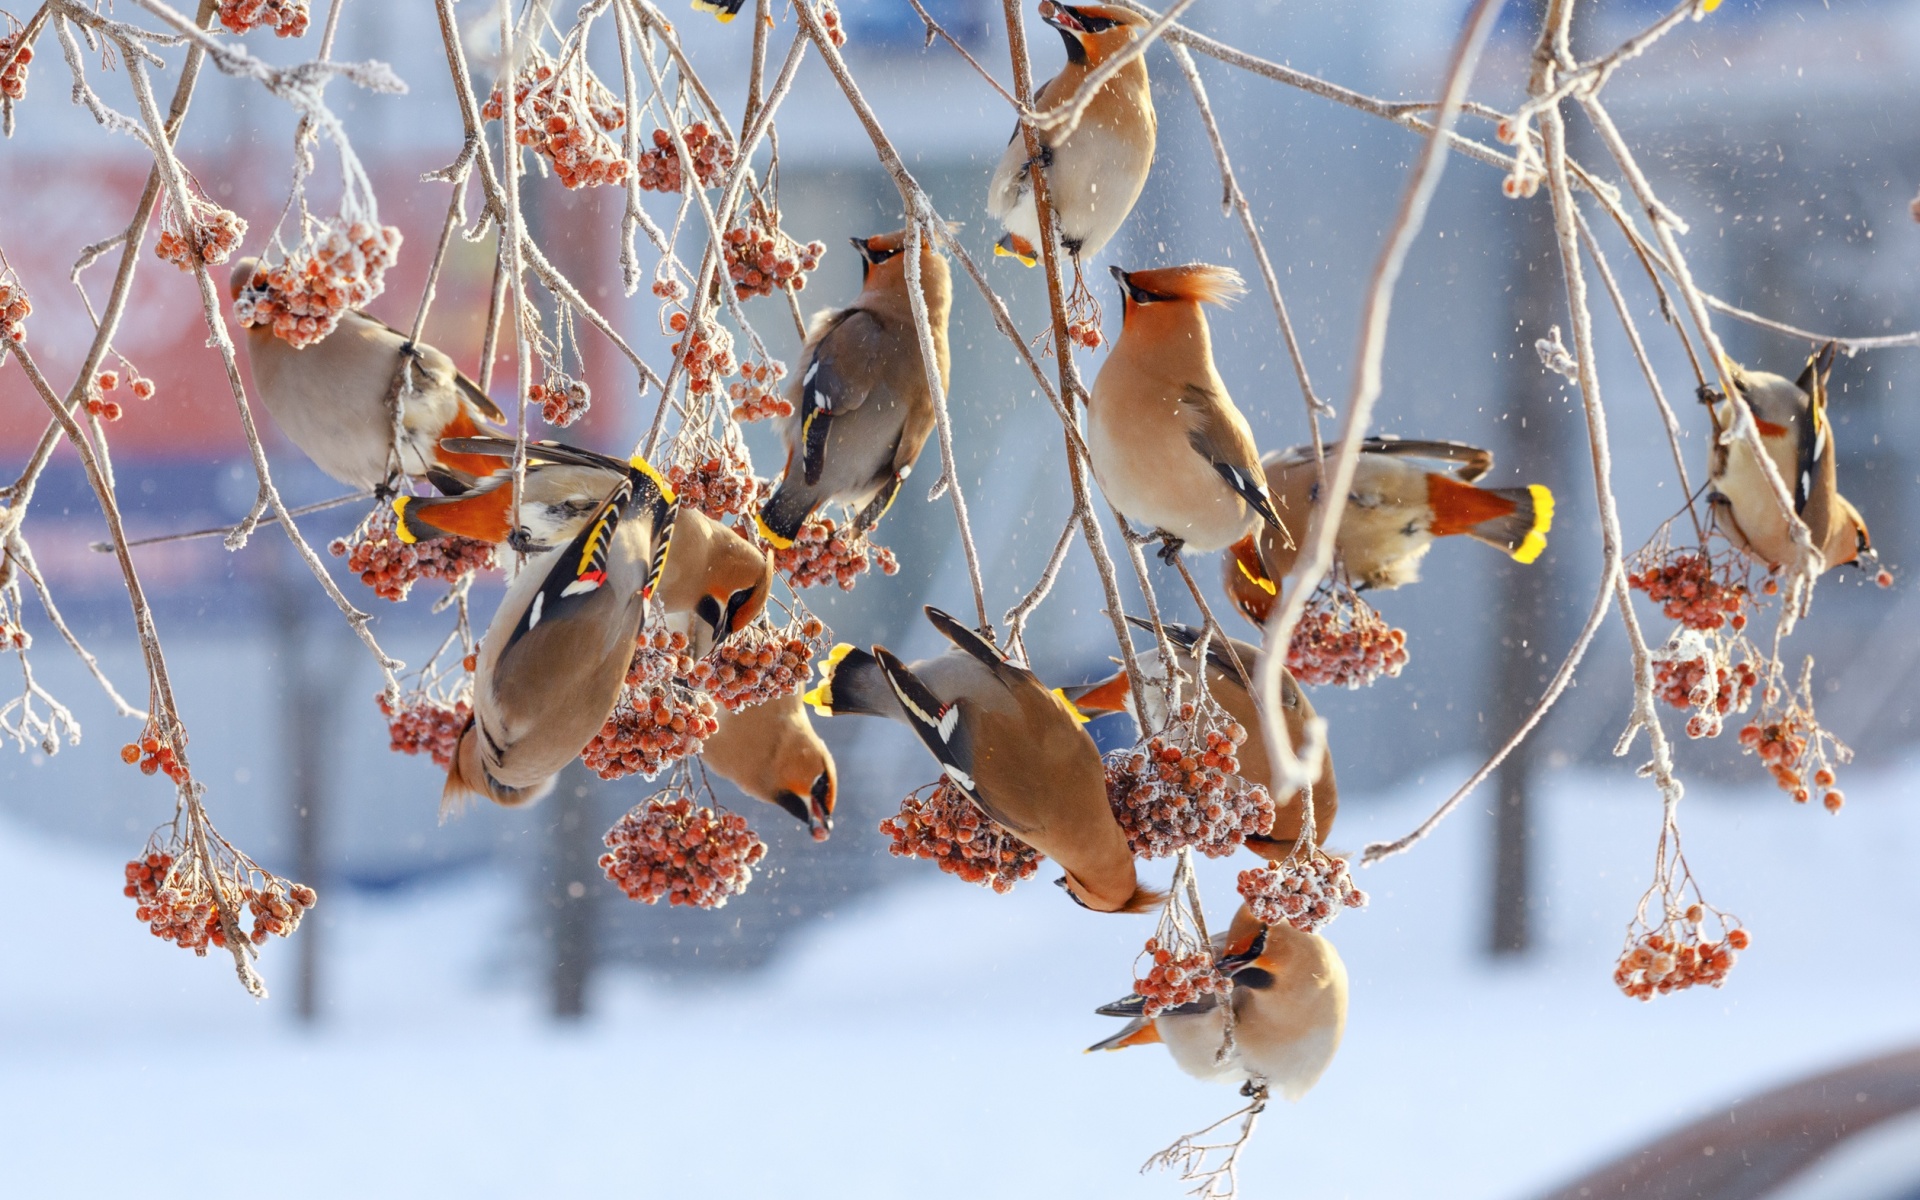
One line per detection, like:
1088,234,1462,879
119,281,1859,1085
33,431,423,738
4,0,1920,1196
9,760,1920,1198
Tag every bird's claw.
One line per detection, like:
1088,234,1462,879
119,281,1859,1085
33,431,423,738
1155,534,1184,566
1695,383,1724,406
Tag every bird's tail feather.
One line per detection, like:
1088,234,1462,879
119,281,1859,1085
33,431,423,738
757,481,814,550
802,644,892,718
1428,475,1553,564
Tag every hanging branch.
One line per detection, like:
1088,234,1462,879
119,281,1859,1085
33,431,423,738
1254,0,1507,812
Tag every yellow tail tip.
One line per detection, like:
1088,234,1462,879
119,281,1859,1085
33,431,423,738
754,510,796,550
1052,687,1092,725
804,643,855,715
391,496,418,544
993,236,1038,268
1510,484,1554,565
628,454,676,505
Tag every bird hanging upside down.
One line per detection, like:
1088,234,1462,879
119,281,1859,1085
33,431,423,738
805,605,1161,914
393,436,773,651
1089,903,1348,1100
1703,342,1879,577
444,466,677,811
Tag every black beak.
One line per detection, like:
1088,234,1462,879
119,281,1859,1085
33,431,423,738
1055,874,1092,909
849,236,874,262
1107,264,1128,286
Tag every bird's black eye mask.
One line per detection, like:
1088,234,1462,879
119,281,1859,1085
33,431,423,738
1108,266,1172,305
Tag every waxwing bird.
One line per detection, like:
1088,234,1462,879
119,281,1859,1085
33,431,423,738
1222,437,1554,627
804,605,1159,913
987,2,1156,267
1704,343,1878,575
690,0,746,22
396,436,772,648
1090,265,1287,567
1066,619,1337,860
756,230,953,549
229,259,506,492
444,469,677,809
702,691,836,840
1089,904,1348,1100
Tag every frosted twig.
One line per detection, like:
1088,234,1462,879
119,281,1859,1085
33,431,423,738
1142,1082,1269,1200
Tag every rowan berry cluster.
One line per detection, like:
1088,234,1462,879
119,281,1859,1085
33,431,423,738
667,440,757,520
761,516,899,591
0,271,29,346
723,220,825,301
729,357,792,422
232,220,403,348
155,193,247,271
879,778,1042,894
120,726,185,783
600,792,767,908
1285,585,1409,689
1,30,33,102
815,0,848,46
1739,709,1847,810
667,311,738,403
688,617,826,712
636,122,734,193
1104,705,1274,859
530,373,590,427
85,371,126,423
0,617,27,650
482,50,628,190
1236,853,1367,934
582,628,719,780
1629,548,1751,632
1614,918,1747,1001
124,840,317,955
217,0,311,37
377,690,471,769
1132,937,1230,1018
329,504,497,602
243,878,318,943
1065,282,1104,350
1650,629,1757,740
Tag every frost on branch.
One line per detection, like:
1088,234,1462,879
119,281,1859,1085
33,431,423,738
879,778,1042,893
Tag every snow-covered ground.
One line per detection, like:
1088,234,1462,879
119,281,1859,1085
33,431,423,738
7,757,1920,1199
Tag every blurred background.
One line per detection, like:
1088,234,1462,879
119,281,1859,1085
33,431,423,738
3,0,1920,1195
